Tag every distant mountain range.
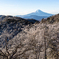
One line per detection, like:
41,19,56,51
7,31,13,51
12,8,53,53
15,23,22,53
0,15,3,17
17,10,53,21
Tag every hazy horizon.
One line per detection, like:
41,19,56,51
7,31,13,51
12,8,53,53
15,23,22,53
0,0,59,16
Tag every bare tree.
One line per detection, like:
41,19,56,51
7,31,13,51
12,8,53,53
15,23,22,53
36,43,42,59
0,36,27,59
48,38,58,59
29,35,43,59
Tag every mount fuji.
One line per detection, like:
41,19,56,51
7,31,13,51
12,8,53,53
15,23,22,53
17,10,53,21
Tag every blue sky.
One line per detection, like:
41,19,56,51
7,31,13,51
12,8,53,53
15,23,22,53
0,0,59,15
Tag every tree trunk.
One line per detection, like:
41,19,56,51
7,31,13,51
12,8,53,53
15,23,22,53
44,27,48,59
44,37,47,59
